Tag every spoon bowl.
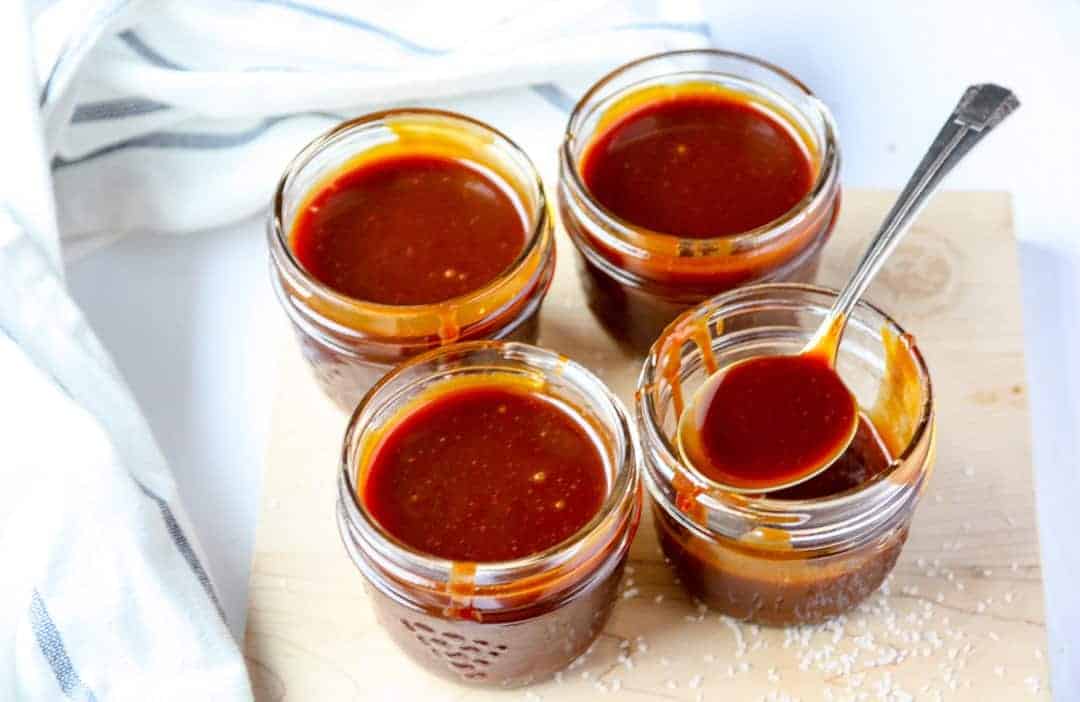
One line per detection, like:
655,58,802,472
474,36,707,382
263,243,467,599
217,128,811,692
676,353,858,493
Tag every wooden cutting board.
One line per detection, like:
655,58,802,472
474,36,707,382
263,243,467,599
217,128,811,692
244,191,1049,701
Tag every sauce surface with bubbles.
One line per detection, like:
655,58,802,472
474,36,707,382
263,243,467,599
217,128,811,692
362,380,608,562
582,91,814,238
291,154,527,305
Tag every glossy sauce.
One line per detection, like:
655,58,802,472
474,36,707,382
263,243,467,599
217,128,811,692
656,411,899,625
769,414,892,499
581,92,814,238
680,354,856,491
362,382,608,562
291,154,527,305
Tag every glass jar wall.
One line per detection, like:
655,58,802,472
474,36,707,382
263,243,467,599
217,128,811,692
338,342,641,686
637,284,934,625
559,50,841,353
269,110,555,410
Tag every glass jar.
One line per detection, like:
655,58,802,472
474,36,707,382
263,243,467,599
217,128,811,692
637,284,934,626
558,50,842,353
269,110,556,411
337,341,641,687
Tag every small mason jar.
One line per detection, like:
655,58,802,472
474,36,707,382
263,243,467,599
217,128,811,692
269,110,556,411
559,50,841,353
337,342,641,687
637,284,935,626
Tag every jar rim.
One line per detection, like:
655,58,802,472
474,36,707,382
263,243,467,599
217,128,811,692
560,49,841,257
339,340,640,589
637,283,934,545
270,108,551,318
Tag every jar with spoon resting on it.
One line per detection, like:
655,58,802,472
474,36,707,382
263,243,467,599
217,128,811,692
637,284,935,626
269,109,556,411
558,49,841,353
338,342,641,687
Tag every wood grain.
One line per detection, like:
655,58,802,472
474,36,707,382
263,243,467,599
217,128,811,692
244,191,1050,700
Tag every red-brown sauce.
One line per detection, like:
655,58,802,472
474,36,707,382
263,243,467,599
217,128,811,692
655,412,898,625
581,93,814,238
363,382,608,562
769,414,892,499
680,354,856,491
291,154,527,305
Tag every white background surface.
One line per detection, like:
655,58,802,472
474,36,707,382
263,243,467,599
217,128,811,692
64,1,1079,697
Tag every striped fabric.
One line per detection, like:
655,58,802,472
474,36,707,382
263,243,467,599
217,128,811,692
38,0,709,254
2,1,707,699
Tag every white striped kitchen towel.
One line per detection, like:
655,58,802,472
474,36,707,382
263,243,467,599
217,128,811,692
2,3,253,699
3,1,707,699
38,0,709,255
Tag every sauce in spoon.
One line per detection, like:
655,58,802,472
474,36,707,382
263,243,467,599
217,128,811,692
678,352,856,492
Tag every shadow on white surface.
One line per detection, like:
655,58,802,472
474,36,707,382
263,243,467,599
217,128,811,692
1019,241,1079,698
66,215,274,641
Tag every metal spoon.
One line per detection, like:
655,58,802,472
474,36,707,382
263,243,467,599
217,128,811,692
678,83,1020,493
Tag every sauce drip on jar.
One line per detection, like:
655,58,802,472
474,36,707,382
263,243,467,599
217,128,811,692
362,378,608,562
291,154,527,305
581,91,814,238
679,354,857,492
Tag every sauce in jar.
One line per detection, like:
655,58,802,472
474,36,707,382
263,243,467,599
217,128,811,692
270,110,556,412
341,342,641,687
582,92,814,238
769,415,892,500
637,284,934,626
362,379,608,562
678,354,857,492
655,413,899,625
291,154,527,305
559,51,842,354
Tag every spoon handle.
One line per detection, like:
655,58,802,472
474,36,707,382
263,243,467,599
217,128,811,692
810,83,1020,360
